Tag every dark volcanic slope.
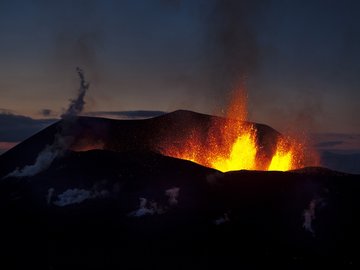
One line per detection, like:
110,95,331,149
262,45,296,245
1,149,359,269
0,110,280,177
1,110,359,269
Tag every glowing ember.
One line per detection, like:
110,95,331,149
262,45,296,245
159,87,309,172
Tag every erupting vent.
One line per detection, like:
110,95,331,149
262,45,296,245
159,89,305,172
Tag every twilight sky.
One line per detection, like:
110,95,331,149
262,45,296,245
0,0,359,140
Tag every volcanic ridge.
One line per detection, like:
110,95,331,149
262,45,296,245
0,111,359,269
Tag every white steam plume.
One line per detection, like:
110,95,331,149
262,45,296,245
214,212,230,225
165,187,180,206
5,68,89,178
61,67,89,120
53,188,93,207
302,198,318,236
46,187,55,205
128,198,155,217
128,197,168,218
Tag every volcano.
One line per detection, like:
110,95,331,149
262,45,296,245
0,110,359,269
0,110,284,177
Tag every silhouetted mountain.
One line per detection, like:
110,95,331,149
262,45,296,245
0,110,359,269
0,110,280,177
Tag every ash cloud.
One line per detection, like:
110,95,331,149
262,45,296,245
201,0,264,108
6,68,89,178
48,0,105,86
148,0,265,113
53,30,103,83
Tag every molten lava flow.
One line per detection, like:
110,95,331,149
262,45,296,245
159,87,308,172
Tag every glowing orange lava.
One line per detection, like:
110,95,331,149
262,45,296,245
160,87,308,172
267,137,302,171
210,126,258,171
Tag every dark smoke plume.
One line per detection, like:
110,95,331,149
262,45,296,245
62,67,89,120
203,0,262,108
6,68,89,178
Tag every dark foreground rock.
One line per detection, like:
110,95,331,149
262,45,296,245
0,149,359,269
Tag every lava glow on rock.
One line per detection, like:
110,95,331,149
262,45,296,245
160,89,305,172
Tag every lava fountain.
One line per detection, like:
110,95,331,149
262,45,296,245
159,88,307,172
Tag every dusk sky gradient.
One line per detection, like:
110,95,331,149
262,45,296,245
0,0,359,139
